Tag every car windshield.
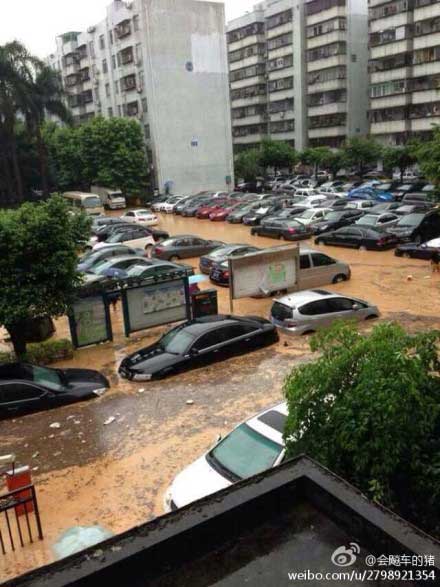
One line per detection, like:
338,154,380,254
160,327,195,354
299,210,315,219
92,259,113,274
106,232,126,243
83,197,102,208
397,214,423,227
398,185,412,191
136,210,151,215
158,238,178,247
125,264,151,277
357,215,377,226
210,246,238,259
31,365,63,391
323,212,343,221
208,423,282,480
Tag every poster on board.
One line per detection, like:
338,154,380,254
69,296,112,348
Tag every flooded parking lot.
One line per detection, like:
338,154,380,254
1,211,440,581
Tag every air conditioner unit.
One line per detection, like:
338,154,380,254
88,26,96,33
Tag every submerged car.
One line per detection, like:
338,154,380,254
394,238,440,260
0,363,109,418
199,244,260,274
152,235,224,261
120,210,158,226
119,315,279,381
312,209,364,235
251,219,312,241
270,289,379,335
354,212,399,231
78,245,143,273
164,402,288,511
386,211,440,244
315,226,398,250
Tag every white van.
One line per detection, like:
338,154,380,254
91,186,126,210
63,192,104,216
298,248,351,289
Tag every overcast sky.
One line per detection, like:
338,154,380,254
0,0,256,58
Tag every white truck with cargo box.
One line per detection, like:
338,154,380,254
91,186,126,210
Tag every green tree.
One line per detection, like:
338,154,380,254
413,127,440,190
382,145,416,183
234,149,263,181
0,196,91,357
299,147,332,178
343,137,383,178
323,150,345,180
259,138,298,174
284,321,440,535
46,117,149,196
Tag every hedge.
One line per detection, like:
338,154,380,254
0,339,74,365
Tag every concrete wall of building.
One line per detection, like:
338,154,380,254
346,0,369,137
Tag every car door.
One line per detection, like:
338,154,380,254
127,228,154,249
0,382,49,417
309,253,338,287
297,300,334,330
192,238,211,256
190,328,230,366
123,211,136,223
344,228,364,247
298,253,314,289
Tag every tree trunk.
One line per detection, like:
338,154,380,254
6,322,28,359
10,134,24,202
0,144,15,206
35,124,50,197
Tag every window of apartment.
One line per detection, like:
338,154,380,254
268,98,294,113
307,65,346,85
114,80,119,94
122,103,127,116
135,43,142,64
82,89,93,104
369,52,411,72
99,35,105,50
307,42,346,62
108,107,113,117
144,124,150,139
267,54,293,71
230,83,267,100
308,89,347,107
109,30,114,45
94,88,100,102
370,0,411,21
102,59,108,74
79,67,90,82
414,17,440,37
232,123,266,137
112,55,117,69
88,41,95,59
306,0,345,16
408,74,440,92
115,19,132,39
408,102,440,118
127,101,139,116
268,76,294,92
119,46,134,65
307,18,346,38
138,70,144,90
309,136,344,148
231,104,267,119
118,105,122,116
121,73,137,92
267,33,293,51
370,79,406,98
227,22,265,44
270,120,295,133
413,45,440,65
229,43,266,64
309,113,346,128
370,107,406,123
142,97,148,112
68,94,80,108
65,74,79,88
266,9,292,30
370,25,411,46
63,54,76,67
133,15,140,31
105,83,110,97
230,63,266,82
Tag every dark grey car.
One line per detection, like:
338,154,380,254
199,244,260,274
152,235,224,261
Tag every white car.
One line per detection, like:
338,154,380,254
164,402,288,511
161,196,188,213
93,227,155,254
296,195,329,208
318,186,345,198
295,207,332,226
120,209,158,226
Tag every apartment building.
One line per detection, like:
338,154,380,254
305,0,369,148
369,0,440,146
47,0,234,194
227,0,369,152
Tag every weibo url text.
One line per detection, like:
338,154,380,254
287,569,437,582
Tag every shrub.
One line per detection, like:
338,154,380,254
0,338,73,365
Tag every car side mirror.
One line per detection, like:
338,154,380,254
190,348,199,356
352,304,362,311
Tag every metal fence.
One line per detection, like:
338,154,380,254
0,484,43,554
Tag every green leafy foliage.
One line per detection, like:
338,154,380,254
0,196,91,356
45,117,149,196
382,145,416,182
234,149,263,181
342,137,383,177
259,138,298,172
0,339,73,365
413,128,440,192
284,321,440,535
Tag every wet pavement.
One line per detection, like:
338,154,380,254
1,211,440,581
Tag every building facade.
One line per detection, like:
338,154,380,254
368,0,440,146
47,0,234,194
227,0,369,152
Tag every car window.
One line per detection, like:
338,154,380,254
193,329,228,350
0,382,43,401
125,211,134,217
299,300,331,316
327,298,357,312
300,254,311,270
223,324,257,339
311,253,335,267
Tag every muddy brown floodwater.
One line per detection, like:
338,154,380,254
1,211,440,581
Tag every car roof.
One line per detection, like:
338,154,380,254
274,289,336,308
180,315,260,336
246,402,288,446
106,255,147,263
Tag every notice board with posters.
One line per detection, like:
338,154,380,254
191,289,218,319
122,278,191,335
69,295,113,348
229,245,300,299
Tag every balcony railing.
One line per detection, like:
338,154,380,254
115,21,132,39
0,484,43,554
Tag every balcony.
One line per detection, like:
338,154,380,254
77,45,88,61
370,120,408,135
309,125,346,138
115,20,132,40
65,74,79,88
126,101,139,117
119,46,134,65
121,74,137,92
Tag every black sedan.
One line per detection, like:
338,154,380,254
119,315,279,381
95,222,168,243
226,202,262,224
242,203,283,226
394,239,440,260
251,219,312,241
199,244,260,274
312,209,364,235
209,260,230,286
315,226,398,250
152,235,224,261
0,363,109,418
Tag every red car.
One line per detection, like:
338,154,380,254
209,201,239,221
195,199,228,219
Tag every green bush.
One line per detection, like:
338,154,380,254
0,338,73,365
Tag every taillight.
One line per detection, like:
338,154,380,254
288,228,296,234
224,271,230,278
155,247,163,254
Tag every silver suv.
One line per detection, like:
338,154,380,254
270,289,379,335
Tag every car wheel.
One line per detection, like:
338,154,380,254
332,274,347,284
365,314,378,321
169,255,180,262
316,239,323,245
359,245,367,251
250,228,256,236
302,330,316,336
403,252,411,259
145,244,153,257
